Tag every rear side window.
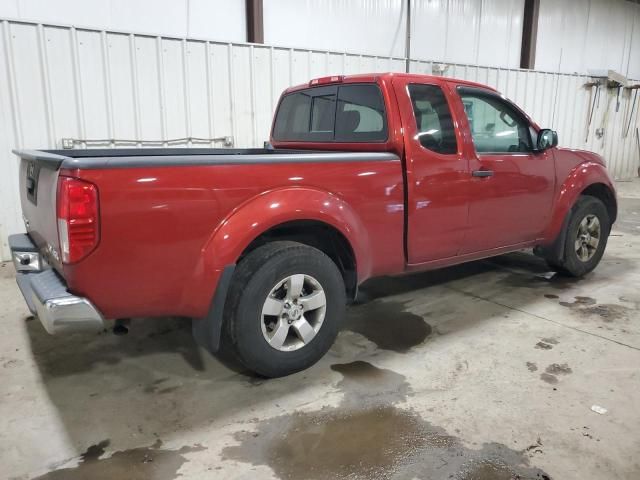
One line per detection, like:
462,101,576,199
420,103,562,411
272,84,387,142
408,84,457,154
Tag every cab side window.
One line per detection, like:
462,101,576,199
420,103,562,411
458,88,532,153
408,84,458,154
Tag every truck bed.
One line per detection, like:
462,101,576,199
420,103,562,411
19,147,395,169
15,147,405,320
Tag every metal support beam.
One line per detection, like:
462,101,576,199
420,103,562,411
520,0,539,69
246,0,264,44
405,0,411,73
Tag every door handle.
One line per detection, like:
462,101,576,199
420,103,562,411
472,169,494,178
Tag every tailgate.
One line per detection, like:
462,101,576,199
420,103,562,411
15,150,67,270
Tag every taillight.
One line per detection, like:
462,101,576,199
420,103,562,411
56,176,99,264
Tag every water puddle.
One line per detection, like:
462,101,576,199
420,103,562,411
32,439,205,480
223,361,551,479
344,300,432,353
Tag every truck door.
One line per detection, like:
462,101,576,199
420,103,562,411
393,78,470,264
453,86,555,253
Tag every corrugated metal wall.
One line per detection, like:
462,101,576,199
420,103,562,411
0,0,247,42
536,0,640,79
1,19,639,260
263,0,525,68
3,0,639,76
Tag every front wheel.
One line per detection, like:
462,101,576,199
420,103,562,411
546,195,610,277
223,241,346,378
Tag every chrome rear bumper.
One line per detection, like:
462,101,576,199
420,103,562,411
9,234,105,334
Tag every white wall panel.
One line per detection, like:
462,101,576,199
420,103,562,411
265,0,524,69
477,0,523,68
106,33,136,141
10,22,49,148
629,12,640,80
185,41,211,140
0,21,22,259
0,18,639,261
209,43,234,142
188,0,246,42
161,39,188,140
0,0,246,42
77,30,110,139
264,0,407,58
135,36,163,141
537,0,640,78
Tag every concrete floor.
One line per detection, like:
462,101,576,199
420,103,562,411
2,184,640,480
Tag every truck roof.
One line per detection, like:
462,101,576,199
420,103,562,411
284,72,498,94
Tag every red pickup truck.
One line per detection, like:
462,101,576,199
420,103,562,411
10,73,616,377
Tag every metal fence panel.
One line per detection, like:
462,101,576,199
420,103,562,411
0,18,638,260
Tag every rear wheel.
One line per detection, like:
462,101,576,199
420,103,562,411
223,241,346,377
544,195,610,277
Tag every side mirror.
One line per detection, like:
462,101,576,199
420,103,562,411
537,129,558,151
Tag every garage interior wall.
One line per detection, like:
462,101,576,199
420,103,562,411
536,0,640,78
1,4,640,260
0,0,247,42
263,0,525,68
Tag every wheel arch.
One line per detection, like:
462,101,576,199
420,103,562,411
543,162,617,243
581,182,617,225
192,188,365,355
200,187,370,300
238,219,358,300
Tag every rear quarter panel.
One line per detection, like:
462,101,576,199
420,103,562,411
62,159,405,319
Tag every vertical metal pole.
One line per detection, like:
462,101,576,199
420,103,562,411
520,0,540,69
405,0,411,73
246,0,264,44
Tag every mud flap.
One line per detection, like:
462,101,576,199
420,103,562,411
192,265,235,353
534,210,571,263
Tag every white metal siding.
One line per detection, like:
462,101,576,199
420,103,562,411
536,0,640,79
264,0,524,68
0,0,247,42
264,0,639,76
0,19,639,261
411,0,524,67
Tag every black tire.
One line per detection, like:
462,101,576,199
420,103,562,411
223,241,346,378
547,195,610,277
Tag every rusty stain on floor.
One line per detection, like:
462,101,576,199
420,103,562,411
31,440,205,480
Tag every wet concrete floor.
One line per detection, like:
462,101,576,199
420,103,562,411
1,195,640,479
